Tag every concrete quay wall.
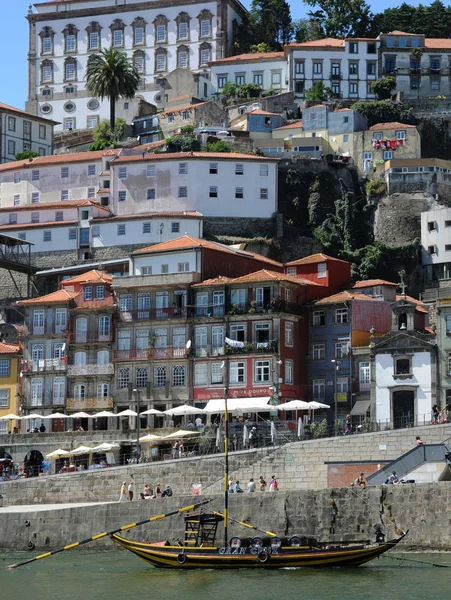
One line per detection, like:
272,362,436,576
0,484,449,553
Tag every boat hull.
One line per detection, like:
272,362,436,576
111,533,405,569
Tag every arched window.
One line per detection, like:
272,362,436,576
155,47,167,72
39,26,55,55
74,383,86,399
175,12,191,41
197,9,213,38
62,23,79,53
110,19,125,47
199,42,211,67
132,16,147,45
74,351,87,366
177,45,190,69
41,59,54,84
154,366,166,387
398,313,407,330
133,50,145,74
53,377,66,405
99,315,110,340
97,382,109,398
172,365,185,387
136,367,149,388
86,21,102,51
64,56,77,81
97,350,109,365
153,15,168,44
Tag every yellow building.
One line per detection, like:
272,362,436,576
0,342,20,435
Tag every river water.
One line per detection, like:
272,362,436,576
0,551,450,600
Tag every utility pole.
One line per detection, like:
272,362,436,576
331,359,340,436
133,388,141,463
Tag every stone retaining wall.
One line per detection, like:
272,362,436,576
0,483,449,552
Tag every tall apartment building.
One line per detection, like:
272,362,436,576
26,0,245,131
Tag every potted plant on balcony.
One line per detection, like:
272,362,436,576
147,333,157,358
248,300,257,314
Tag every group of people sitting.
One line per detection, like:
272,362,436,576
139,483,173,500
228,475,278,493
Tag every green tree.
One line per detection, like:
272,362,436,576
89,118,126,150
204,140,233,153
86,48,140,132
15,151,40,161
292,18,325,42
303,0,373,38
250,42,273,53
370,76,396,100
305,81,333,102
250,0,293,49
351,100,415,127
372,1,451,38
165,135,200,152
221,82,240,99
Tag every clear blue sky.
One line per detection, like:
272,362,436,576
2,0,426,110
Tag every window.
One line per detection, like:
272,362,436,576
395,357,411,376
42,64,52,83
8,116,16,132
428,221,436,232
43,36,52,53
118,191,127,203
178,50,188,68
65,61,76,80
84,286,93,301
335,341,348,358
178,22,188,39
367,42,376,54
87,187,96,199
235,187,243,199
43,230,52,242
209,186,218,198
395,130,406,140
179,162,188,175
254,73,263,86
118,167,127,179
117,367,130,388
18,233,26,241
171,222,180,233
9,214,17,225
336,308,348,323
178,186,187,198
61,166,69,179
31,212,40,223
317,263,327,278
65,33,76,52
172,365,185,387
0,390,9,408
430,57,441,71
313,379,325,400
260,164,268,176
147,188,156,200
349,63,358,75
285,322,293,346
63,118,75,131
147,164,156,177
31,379,43,405
201,19,211,37
94,285,104,300
385,57,395,73
181,111,189,121
384,150,393,160
8,141,16,156
178,262,190,272
217,76,227,89
230,361,245,384
88,164,96,176
359,361,370,391
167,115,174,124
156,53,166,71
343,134,349,143
210,362,223,384
113,29,123,47
209,163,218,174
117,224,126,236
69,228,77,241
154,366,166,387
367,63,376,76
313,62,322,75
194,363,208,386
331,63,340,76
236,74,245,85
32,170,40,182
136,367,149,388
60,190,69,201
295,61,304,75
349,82,358,95
255,359,270,383
161,264,169,274
312,343,325,360
55,211,63,222
285,359,293,384
0,359,10,377
97,383,109,398
134,27,144,44
428,245,436,255
13,195,20,206
89,32,99,49
143,222,151,234
156,25,166,42
349,42,358,54
337,377,348,394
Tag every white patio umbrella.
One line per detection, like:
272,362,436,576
164,405,206,416
46,449,71,458
270,421,277,444
89,443,120,452
47,412,71,419
163,430,199,439
139,434,164,442
116,409,138,417
71,412,92,419
93,411,116,418
308,401,330,409
243,424,249,447
297,417,305,440
70,445,96,455
278,400,311,411
0,413,21,420
140,408,164,416
21,413,45,419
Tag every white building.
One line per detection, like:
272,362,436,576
421,206,451,283
209,51,288,95
26,0,245,131
0,102,57,163
111,152,278,218
285,37,380,102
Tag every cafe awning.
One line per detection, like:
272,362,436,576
350,400,371,416
203,397,272,414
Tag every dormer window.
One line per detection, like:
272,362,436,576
317,263,327,278
84,286,93,301
96,286,104,299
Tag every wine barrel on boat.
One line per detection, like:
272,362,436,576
229,537,251,548
289,535,318,547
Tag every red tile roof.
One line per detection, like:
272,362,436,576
0,200,102,213
369,122,416,131
159,102,207,117
352,279,398,288
273,121,303,131
0,342,19,354
131,140,166,152
132,235,283,267
248,109,280,117
114,151,279,164
228,269,321,286
167,94,192,103
0,149,121,173
386,30,415,36
17,289,79,306
0,102,59,125
396,294,429,314
286,38,343,48
192,276,234,288
334,108,352,112
93,211,203,223
208,52,284,65
0,220,78,231
425,38,451,49
285,253,350,266
61,270,112,285
316,291,378,305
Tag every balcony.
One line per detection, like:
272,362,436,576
22,398,65,408
193,345,225,358
66,396,114,410
214,300,304,317
188,305,226,318
330,72,342,79
118,307,187,322
22,358,67,373
112,272,201,289
19,325,67,337
68,332,113,344
113,347,187,361
223,340,279,356
72,296,115,310
67,363,114,376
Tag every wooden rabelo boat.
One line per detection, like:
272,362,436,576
111,393,406,569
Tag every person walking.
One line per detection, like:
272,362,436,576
269,475,278,491
247,478,256,493
128,480,134,501
259,475,267,491
119,481,127,502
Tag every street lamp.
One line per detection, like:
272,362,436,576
331,359,341,437
133,388,141,463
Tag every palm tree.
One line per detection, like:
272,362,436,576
86,48,140,133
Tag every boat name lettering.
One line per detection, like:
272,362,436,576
219,547,247,555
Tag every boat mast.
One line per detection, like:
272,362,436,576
223,360,229,548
